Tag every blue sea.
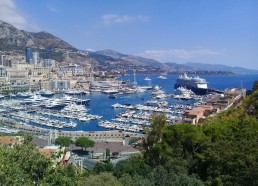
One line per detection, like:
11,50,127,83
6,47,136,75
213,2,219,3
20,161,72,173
29,74,258,132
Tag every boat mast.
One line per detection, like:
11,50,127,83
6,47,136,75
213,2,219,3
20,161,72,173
133,69,137,87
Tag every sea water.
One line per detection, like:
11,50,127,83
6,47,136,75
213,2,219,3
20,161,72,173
25,74,258,131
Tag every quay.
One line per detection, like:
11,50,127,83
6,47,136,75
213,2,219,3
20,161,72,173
0,116,144,140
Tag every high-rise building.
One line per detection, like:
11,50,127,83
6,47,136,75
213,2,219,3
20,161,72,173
0,55,12,67
1,55,5,66
33,51,40,65
43,59,55,67
25,47,33,64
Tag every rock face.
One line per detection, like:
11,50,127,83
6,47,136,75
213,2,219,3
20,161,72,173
0,20,75,51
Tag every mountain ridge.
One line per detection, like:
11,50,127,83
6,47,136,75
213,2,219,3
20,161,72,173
0,20,256,74
185,62,258,74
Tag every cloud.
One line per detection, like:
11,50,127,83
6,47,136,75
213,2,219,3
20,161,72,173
141,49,222,60
0,0,40,31
47,4,59,13
101,14,149,25
85,48,96,52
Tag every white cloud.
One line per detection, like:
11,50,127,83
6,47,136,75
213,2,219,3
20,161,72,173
0,0,40,31
47,4,59,13
85,48,96,52
101,14,149,26
141,49,222,60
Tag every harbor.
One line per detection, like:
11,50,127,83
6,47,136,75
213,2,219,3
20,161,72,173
0,74,256,137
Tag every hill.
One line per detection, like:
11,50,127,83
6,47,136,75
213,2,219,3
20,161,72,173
185,62,258,74
0,20,94,64
95,49,128,59
0,20,75,51
0,20,253,74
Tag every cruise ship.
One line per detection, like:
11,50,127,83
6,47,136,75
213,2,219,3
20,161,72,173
174,73,208,95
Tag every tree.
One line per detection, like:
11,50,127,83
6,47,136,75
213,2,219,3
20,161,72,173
55,136,73,147
164,124,207,159
114,156,152,179
42,165,78,186
143,114,167,166
93,162,114,174
75,137,95,151
79,172,122,186
192,116,258,185
242,90,258,118
0,144,51,185
23,134,33,144
252,80,258,92
106,148,110,162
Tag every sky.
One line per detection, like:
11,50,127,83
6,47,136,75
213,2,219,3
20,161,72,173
0,0,258,69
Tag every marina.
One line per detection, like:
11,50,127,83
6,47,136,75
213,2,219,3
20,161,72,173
0,74,257,134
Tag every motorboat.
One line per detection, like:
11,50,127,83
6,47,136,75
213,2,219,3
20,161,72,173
37,89,55,97
16,92,33,98
144,76,151,81
102,89,119,94
158,75,167,79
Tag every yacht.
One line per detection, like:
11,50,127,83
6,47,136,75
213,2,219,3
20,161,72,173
62,95,90,105
43,99,66,109
16,92,33,98
144,76,151,81
7,93,16,98
37,89,55,97
173,86,195,100
102,89,119,94
174,87,194,95
64,89,89,95
158,75,167,79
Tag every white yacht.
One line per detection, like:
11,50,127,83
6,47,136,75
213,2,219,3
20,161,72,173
102,89,119,94
158,75,167,79
144,76,151,81
37,89,55,97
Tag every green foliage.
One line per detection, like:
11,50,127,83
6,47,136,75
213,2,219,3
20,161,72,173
164,124,207,159
192,116,258,185
128,137,138,145
79,172,123,186
0,143,78,185
42,165,78,186
143,114,167,166
93,162,114,174
113,156,152,178
242,90,258,118
23,134,33,144
75,136,95,150
252,80,258,91
0,144,50,185
55,136,73,147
